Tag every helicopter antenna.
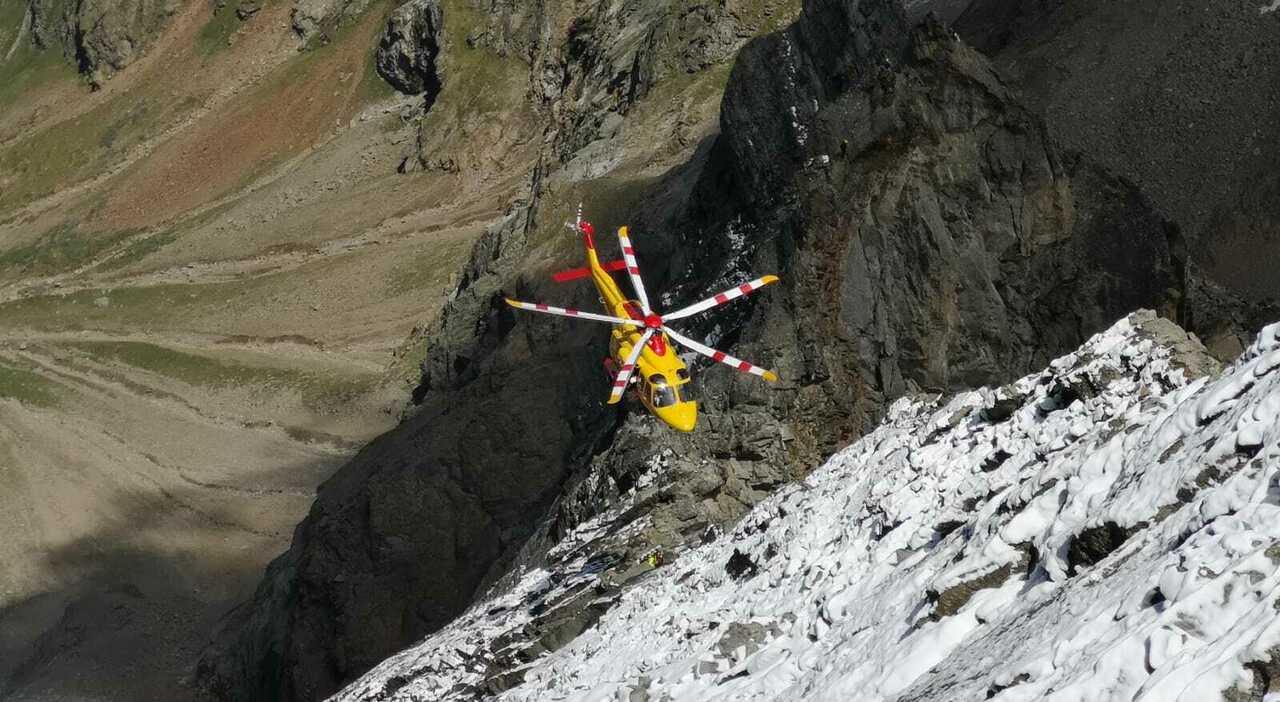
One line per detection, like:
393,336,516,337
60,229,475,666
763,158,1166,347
565,202,584,234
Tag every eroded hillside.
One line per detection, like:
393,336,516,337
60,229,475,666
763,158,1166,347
0,0,536,696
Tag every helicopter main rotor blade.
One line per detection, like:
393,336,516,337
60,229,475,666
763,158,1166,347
607,328,655,405
663,275,780,321
616,226,652,314
505,298,643,327
663,326,778,382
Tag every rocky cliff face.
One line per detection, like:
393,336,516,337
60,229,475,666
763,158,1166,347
950,0,1280,329
29,0,177,82
715,7,1185,403
373,0,442,96
195,0,1198,699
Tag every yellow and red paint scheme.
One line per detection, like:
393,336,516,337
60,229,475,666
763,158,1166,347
505,221,778,432
589,227,699,432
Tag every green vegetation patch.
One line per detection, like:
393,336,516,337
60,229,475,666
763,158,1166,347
0,6,78,108
440,0,523,113
0,221,135,278
71,340,379,411
737,0,803,35
0,0,29,46
533,175,660,250
358,34,398,104
196,5,245,57
653,59,735,109
0,282,238,334
386,232,476,296
90,230,178,272
0,93,195,214
0,362,61,407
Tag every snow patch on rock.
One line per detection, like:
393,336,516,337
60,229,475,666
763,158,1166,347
335,313,1280,701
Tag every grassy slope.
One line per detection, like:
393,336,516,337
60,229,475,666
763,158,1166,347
0,0,471,439
0,85,200,215
70,340,380,411
0,0,77,103
0,361,61,406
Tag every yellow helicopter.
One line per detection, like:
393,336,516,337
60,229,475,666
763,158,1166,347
505,209,779,432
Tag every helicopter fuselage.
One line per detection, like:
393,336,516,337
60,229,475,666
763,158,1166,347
588,228,698,432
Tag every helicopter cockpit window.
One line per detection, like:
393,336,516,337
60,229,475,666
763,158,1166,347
653,385,678,408
650,374,678,408
671,368,697,402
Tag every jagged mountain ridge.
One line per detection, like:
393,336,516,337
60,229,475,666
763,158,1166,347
194,0,1210,698
0,0,1275,692
334,311,1280,700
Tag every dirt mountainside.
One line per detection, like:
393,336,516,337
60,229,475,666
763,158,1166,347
0,0,517,696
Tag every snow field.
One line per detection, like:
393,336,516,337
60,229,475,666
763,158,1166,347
337,315,1280,701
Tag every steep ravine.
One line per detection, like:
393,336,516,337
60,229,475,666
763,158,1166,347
194,0,1207,699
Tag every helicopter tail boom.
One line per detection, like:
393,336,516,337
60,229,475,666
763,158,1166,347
551,259,628,282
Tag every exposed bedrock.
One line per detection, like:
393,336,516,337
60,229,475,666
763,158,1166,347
373,0,443,96
950,0,1280,311
712,10,1184,415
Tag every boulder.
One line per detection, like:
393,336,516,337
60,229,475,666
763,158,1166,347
374,0,443,96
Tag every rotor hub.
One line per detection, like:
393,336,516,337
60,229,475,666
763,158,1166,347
644,313,663,329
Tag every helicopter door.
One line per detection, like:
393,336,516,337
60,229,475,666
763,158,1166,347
634,374,652,407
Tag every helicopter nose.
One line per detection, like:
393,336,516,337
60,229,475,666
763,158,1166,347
667,402,697,432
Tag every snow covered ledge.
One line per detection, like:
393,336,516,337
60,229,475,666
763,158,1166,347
335,312,1280,701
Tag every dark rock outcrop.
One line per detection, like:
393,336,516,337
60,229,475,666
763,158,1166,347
951,0,1280,308
704,10,1184,435
1065,521,1144,576
531,0,751,161
374,0,443,96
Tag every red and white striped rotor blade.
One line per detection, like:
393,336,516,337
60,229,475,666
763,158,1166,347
663,326,778,382
663,275,780,321
607,329,655,405
616,226,652,313
505,298,642,327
